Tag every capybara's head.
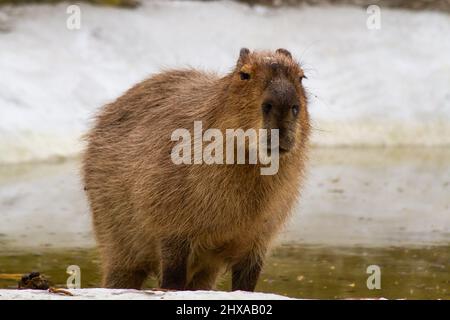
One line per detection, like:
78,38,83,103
227,48,309,154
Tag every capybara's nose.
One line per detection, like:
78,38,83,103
261,99,298,121
262,79,299,119
261,96,297,153
261,101,273,115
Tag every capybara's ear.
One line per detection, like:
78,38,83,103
237,48,250,66
276,48,292,59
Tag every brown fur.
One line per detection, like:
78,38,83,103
82,48,310,291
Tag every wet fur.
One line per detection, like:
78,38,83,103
82,49,310,290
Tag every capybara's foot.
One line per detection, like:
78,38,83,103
102,268,149,289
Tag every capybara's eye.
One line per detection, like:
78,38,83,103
240,72,251,80
292,105,300,117
262,102,272,114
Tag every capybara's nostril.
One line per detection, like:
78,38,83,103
262,102,272,115
292,105,300,117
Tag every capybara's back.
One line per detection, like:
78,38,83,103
82,48,310,290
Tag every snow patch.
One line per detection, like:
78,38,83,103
0,288,293,300
0,1,449,163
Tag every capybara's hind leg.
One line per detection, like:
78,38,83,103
102,267,149,289
160,238,190,290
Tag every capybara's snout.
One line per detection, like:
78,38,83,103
261,78,301,152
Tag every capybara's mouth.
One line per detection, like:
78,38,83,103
279,147,290,154
278,140,295,154
267,145,290,155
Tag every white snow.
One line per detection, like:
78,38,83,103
0,1,449,164
0,288,293,300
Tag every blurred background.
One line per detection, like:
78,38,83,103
0,0,449,299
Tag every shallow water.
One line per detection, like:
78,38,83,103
0,245,448,299
1,147,449,248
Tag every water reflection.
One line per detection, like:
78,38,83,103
0,245,448,299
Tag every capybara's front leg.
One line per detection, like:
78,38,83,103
160,238,190,290
186,264,222,290
232,253,263,292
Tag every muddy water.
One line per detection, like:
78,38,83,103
0,245,448,299
0,147,449,299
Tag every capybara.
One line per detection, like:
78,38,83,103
82,48,310,291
